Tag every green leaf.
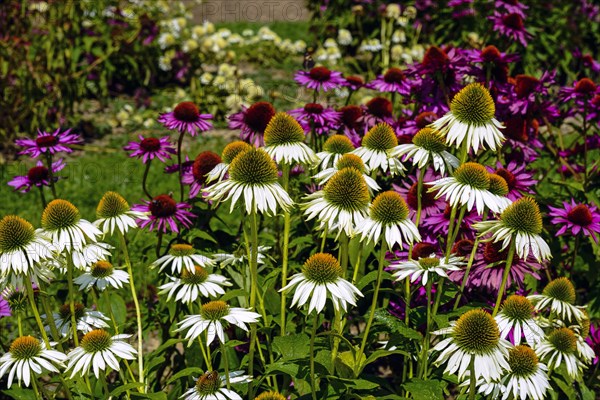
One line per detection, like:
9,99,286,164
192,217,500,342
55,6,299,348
552,375,577,400
264,361,300,378
130,392,168,400
374,309,422,340
1,388,37,400
109,382,145,397
357,270,381,291
272,333,310,361
403,378,445,400
166,367,205,384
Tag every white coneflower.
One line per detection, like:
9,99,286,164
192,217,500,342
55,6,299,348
357,191,421,249
495,295,544,347
153,243,215,275
263,112,317,165
70,242,113,270
430,82,504,153
45,302,110,337
352,123,405,175
280,253,362,314
527,277,584,322
204,148,293,215
0,215,54,277
302,167,371,237
536,327,584,379
0,336,66,388
74,260,129,291
315,134,355,169
158,265,231,304
475,197,551,262
94,191,147,236
176,300,261,346
313,153,380,195
213,245,271,268
478,345,550,400
206,141,252,184
428,162,511,215
390,254,464,285
392,127,459,175
181,370,251,400
66,329,137,378
433,309,511,382
40,199,102,253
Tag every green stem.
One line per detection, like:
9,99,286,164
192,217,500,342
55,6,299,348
25,280,50,347
309,313,319,400
44,153,58,199
248,210,259,399
17,312,23,336
141,160,153,199
320,223,328,253
100,370,110,398
280,163,291,336
492,240,516,317
453,236,480,311
39,287,62,350
351,241,365,285
448,206,466,252
31,377,42,400
339,231,350,278
220,342,230,388
356,241,388,373
444,206,458,261
430,278,446,326
37,186,47,210
66,257,79,346
404,278,411,326
468,357,476,400
419,280,433,379
119,233,145,392
177,130,186,202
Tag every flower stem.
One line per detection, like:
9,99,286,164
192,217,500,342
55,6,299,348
351,241,365,285
320,223,328,253
25,280,50,347
44,153,58,199
444,206,458,261
119,233,145,392
248,210,259,399
17,312,23,336
338,231,350,278
66,257,79,346
309,313,319,400
280,163,291,336
419,280,433,379
356,241,388,373
468,357,476,400
453,236,480,311
492,240,515,317
141,160,153,199
176,130,186,202
31,377,42,400
39,286,63,350
100,370,110,398
37,186,47,210
220,342,230,388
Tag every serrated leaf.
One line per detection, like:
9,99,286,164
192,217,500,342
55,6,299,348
272,333,310,361
109,382,145,397
1,388,37,400
166,367,205,384
264,361,300,377
374,309,422,340
403,378,445,400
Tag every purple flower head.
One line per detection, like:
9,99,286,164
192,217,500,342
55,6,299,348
420,203,481,239
359,97,395,131
288,103,342,135
8,159,66,193
132,195,195,233
388,238,442,263
498,72,556,116
572,49,600,73
559,78,598,109
337,105,364,146
343,75,365,91
15,128,82,158
495,0,528,17
395,110,439,139
392,169,445,220
0,297,10,318
181,151,222,199
489,12,532,47
294,66,345,92
466,45,519,84
164,155,193,175
586,322,600,365
366,67,411,95
549,200,600,243
124,135,176,164
228,101,276,147
158,102,213,136
486,161,536,201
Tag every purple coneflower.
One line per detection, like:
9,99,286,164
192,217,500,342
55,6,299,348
495,0,528,17
295,66,345,92
0,297,10,318
343,75,365,91
8,159,65,193
165,156,193,175
288,103,342,135
586,322,600,365
15,128,81,158
360,97,395,130
337,105,364,145
395,111,438,139
132,195,195,233
366,67,411,95
487,161,536,201
392,169,445,220
228,101,276,146
124,135,176,164
466,45,519,84
559,78,598,106
420,203,481,239
182,151,222,199
549,200,600,243
158,101,213,136
489,12,532,47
